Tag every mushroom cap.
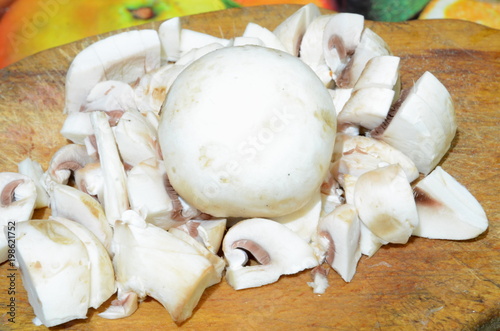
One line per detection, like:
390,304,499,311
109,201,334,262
159,45,336,218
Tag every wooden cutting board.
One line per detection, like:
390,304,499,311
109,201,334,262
0,4,499,330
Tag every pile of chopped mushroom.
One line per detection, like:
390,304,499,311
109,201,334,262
0,4,489,327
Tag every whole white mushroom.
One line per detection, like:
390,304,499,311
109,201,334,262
158,45,336,218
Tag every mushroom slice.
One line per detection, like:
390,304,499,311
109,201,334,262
98,291,138,319
50,216,115,309
43,143,96,186
179,29,230,55
273,3,321,56
329,87,353,115
91,111,129,225
242,22,288,53
299,14,335,67
333,133,419,183
333,150,390,182
0,172,37,264
318,204,361,282
322,13,364,79
177,219,227,255
353,55,401,101
14,220,91,327
223,218,319,290
74,162,104,200
340,173,357,205
64,29,160,113
113,110,159,167
81,80,137,113
18,158,49,209
320,173,345,216
354,164,419,244
110,218,219,324
126,158,178,229
232,36,264,47
169,227,226,283
133,63,181,114
337,55,401,132
272,190,322,243
337,87,394,133
47,182,113,251
158,16,181,62
60,112,94,145
359,222,388,257
370,71,456,175
176,42,225,66
336,28,391,88
0,172,37,225
412,166,488,240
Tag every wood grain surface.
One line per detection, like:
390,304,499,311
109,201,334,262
0,4,499,330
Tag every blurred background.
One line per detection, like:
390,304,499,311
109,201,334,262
0,0,498,68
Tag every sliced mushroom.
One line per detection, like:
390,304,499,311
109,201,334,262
47,182,113,251
370,71,456,175
0,172,37,264
133,63,180,114
64,29,161,113
126,158,178,229
113,110,159,168
42,143,96,187
359,222,388,257
223,218,319,290
169,227,226,283
320,172,345,216
179,29,230,56
158,16,181,62
74,162,104,201
232,36,264,47
176,42,225,66
60,112,94,144
0,172,37,225
90,111,129,225
352,55,401,101
18,158,50,209
50,216,115,309
242,22,288,53
412,166,488,240
329,87,353,115
14,220,91,327
333,133,419,183
337,87,395,133
354,164,419,244
336,28,391,88
159,45,336,218
80,80,137,113
272,189,322,243
98,291,138,319
273,3,321,56
322,13,364,81
318,203,361,282
109,217,220,324
299,14,334,67
176,219,226,255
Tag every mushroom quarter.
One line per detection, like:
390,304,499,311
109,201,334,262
158,45,337,218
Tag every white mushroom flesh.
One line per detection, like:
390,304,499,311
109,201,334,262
222,218,319,290
159,45,336,218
